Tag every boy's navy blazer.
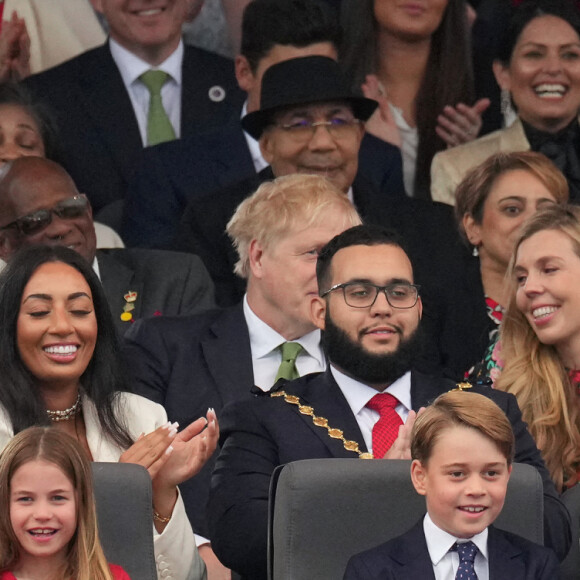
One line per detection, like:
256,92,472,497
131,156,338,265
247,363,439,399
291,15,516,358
343,520,560,579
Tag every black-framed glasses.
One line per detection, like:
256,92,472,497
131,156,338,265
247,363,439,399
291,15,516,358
321,282,421,309
0,195,90,237
275,118,362,142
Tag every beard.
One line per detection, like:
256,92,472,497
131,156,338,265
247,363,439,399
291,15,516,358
321,313,424,386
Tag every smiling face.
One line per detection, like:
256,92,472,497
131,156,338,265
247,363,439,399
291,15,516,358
0,159,97,264
374,0,449,41
463,169,557,274
411,425,511,538
90,0,188,64
494,15,580,133
312,243,422,357
0,104,45,165
260,102,364,193
514,229,580,363
10,459,77,570
17,262,97,393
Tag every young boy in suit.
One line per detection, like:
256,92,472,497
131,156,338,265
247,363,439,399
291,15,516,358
344,390,560,579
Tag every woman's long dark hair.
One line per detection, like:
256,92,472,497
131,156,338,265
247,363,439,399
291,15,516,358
340,0,475,198
0,245,133,449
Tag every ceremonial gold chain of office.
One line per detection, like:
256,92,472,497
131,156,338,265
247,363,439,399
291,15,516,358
271,382,472,460
270,390,374,459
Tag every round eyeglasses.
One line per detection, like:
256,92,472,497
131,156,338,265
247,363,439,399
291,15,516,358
321,282,421,309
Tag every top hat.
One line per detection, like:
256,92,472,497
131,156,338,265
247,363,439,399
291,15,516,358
241,56,378,140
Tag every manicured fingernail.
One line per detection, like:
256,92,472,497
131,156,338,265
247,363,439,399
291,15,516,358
165,445,174,455
162,421,171,429
171,421,179,430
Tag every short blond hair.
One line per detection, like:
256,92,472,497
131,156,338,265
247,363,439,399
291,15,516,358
226,174,361,278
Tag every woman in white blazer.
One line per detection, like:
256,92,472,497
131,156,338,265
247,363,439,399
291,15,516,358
0,244,218,580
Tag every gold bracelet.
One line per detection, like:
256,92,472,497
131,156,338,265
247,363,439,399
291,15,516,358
153,509,171,524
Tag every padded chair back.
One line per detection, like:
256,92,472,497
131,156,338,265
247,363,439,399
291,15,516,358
268,459,544,580
92,463,157,580
560,484,580,580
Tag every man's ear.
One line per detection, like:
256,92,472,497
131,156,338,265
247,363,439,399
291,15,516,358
235,55,255,93
410,459,427,496
248,239,265,279
259,131,275,166
0,232,18,262
310,295,327,331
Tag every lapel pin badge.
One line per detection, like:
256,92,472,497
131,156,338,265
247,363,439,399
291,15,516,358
209,85,226,102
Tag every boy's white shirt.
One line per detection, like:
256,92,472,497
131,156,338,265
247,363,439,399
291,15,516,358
423,512,489,580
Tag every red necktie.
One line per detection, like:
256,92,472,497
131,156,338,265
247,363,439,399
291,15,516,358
366,393,403,458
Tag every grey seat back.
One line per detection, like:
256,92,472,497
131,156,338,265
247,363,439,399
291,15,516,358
92,463,157,580
268,459,544,580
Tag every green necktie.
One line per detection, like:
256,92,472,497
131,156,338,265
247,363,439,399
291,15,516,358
275,342,303,382
139,70,176,146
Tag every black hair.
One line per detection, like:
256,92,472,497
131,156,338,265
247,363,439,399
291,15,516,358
0,245,133,449
241,0,342,72
0,83,62,162
339,0,474,197
316,224,409,292
496,0,580,64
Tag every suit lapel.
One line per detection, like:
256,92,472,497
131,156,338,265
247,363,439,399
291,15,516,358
488,526,525,579
201,304,255,403
388,521,437,580
77,44,142,182
410,370,455,410
499,118,531,151
289,370,369,458
96,251,142,335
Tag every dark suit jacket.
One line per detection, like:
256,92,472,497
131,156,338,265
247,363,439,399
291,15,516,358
207,370,570,579
97,248,215,336
121,128,405,250
122,304,253,536
344,520,560,579
171,165,447,308
24,42,244,224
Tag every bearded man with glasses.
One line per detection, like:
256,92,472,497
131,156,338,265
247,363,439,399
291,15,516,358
207,224,571,580
0,157,215,335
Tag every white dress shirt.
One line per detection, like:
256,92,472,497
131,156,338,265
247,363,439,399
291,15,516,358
330,366,412,455
109,38,183,145
424,513,489,580
243,295,326,390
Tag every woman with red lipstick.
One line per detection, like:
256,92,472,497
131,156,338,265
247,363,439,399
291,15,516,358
0,245,215,579
340,0,485,198
432,0,580,205
496,204,580,491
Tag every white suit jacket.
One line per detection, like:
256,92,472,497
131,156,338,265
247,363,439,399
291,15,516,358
0,393,206,580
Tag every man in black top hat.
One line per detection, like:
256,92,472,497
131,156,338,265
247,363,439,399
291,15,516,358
172,55,405,306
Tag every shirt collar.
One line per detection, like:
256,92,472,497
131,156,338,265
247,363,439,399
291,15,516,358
109,37,184,87
330,366,412,416
423,513,489,565
243,295,324,365
92,256,101,280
